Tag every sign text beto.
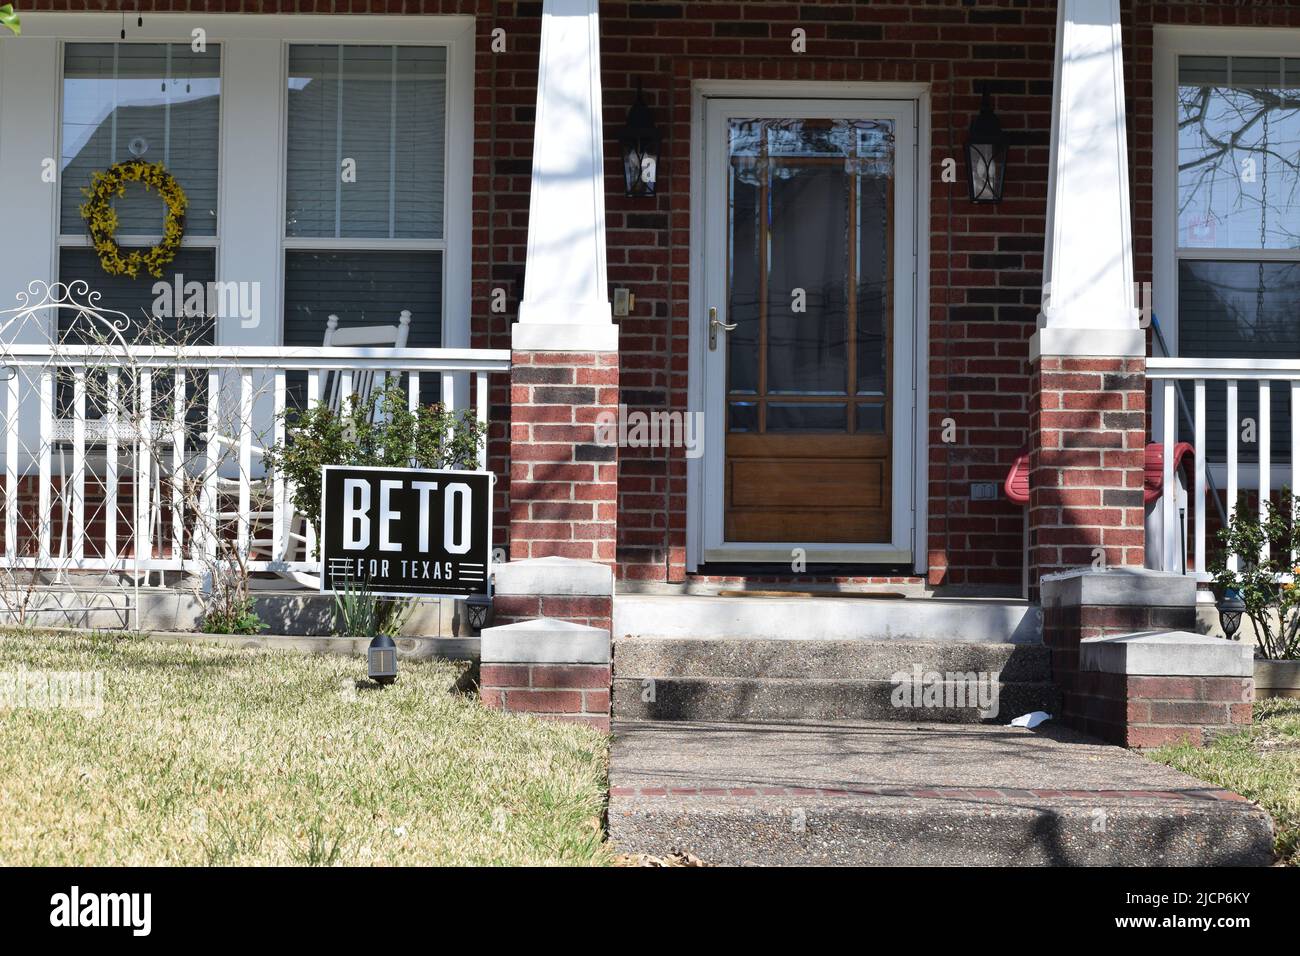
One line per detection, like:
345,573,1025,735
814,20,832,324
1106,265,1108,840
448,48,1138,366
319,466,493,597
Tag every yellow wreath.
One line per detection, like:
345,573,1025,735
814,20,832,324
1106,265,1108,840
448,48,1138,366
79,160,188,280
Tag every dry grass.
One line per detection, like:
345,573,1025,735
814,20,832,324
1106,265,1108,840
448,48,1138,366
0,629,611,866
1150,697,1300,865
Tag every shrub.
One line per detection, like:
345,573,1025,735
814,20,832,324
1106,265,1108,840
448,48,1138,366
201,593,265,636
1211,488,1300,660
263,381,486,544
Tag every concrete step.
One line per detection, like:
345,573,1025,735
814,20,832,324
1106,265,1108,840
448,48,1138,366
613,594,1040,643
612,639,1056,722
608,720,1276,866
613,676,1059,723
615,638,1051,681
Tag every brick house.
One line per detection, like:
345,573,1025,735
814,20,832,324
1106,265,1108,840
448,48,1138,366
0,1,1289,738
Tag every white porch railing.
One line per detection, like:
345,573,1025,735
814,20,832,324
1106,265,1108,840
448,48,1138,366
1148,357,1300,582
0,343,510,579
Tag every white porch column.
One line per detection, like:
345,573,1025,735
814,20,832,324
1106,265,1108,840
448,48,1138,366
514,0,617,352
1033,0,1143,357
1029,0,1149,586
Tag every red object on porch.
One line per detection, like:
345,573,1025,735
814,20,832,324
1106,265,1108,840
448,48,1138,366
1003,442,1195,507
1004,450,1031,506
1142,441,1195,505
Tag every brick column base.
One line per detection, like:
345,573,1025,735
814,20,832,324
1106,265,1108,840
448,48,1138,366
1079,631,1255,748
1029,355,1147,590
478,557,613,732
1041,568,1197,735
508,350,618,565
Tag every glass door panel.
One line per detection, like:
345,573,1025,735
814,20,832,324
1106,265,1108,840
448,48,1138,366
723,117,895,543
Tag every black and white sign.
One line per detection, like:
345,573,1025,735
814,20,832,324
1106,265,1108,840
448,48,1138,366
319,466,494,597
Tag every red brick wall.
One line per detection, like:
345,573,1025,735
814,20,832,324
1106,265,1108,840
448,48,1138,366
2,475,298,561
1028,356,1148,584
1043,598,1197,735
480,662,612,731
507,350,619,565
1078,672,1253,748
607,0,1060,587
600,0,1300,587
602,0,1300,587
28,1,1300,589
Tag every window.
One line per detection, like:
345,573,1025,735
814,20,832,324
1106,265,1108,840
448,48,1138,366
0,16,472,360
283,45,446,362
58,42,220,343
1175,55,1300,461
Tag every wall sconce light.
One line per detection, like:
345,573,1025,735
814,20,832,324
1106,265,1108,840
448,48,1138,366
966,90,1009,204
620,82,660,198
368,634,398,685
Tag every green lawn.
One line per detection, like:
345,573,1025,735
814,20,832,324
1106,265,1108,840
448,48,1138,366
1150,697,1300,865
0,629,610,866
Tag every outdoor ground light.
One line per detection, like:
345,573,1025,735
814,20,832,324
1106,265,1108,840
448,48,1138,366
1217,590,1246,641
966,90,1008,204
466,593,493,631
620,82,660,198
368,634,398,685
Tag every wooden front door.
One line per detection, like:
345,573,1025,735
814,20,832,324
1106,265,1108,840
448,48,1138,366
702,101,914,554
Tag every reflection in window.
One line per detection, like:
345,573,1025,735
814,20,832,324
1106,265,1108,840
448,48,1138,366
728,402,758,433
1177,56,1300,250
58,43,220,346
767,402,846,433
61,43,221,237
1176,55,1300,466
725,118,893,435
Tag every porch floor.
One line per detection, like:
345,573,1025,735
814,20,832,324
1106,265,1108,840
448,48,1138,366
608,719,1274,866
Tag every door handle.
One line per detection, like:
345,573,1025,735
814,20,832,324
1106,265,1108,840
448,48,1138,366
708,307,738,351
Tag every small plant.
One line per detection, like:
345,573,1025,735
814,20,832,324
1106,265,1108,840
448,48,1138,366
333,575,408,638
1211,488,1300,660
201,593,265,636
263,381,486,544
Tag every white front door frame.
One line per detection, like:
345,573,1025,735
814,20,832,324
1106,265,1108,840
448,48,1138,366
685,81,930,572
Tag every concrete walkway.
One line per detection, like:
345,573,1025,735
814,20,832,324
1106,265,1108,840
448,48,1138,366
608,720,1275,866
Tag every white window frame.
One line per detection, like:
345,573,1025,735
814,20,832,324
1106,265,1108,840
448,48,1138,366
6,13,474,352
1155,25,1300,358
281,42,455,349
55,39,224,336
1154,25,1300,487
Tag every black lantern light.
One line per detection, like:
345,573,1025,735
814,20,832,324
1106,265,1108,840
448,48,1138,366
466,593,493,632
1217,590,1246,642
620,82,660,198
368,634,398,685
966,90,1009,204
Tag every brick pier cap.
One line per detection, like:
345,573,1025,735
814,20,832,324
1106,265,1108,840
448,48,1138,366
1079,630,1255,749
1040,566,1198,610
478,557,614,731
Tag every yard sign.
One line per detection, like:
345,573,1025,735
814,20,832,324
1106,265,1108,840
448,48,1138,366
318,466,493,597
